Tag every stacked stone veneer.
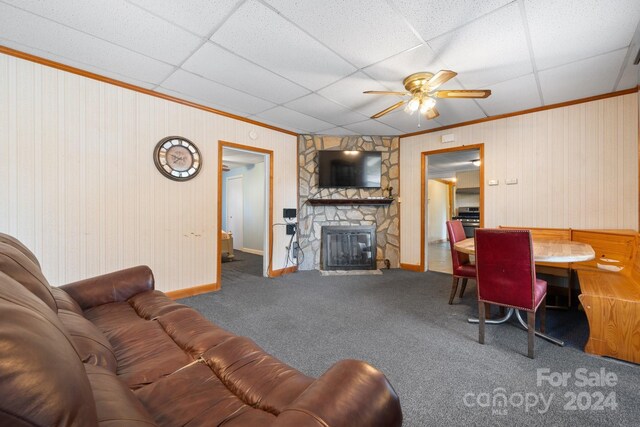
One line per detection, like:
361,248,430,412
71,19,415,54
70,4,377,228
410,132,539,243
298,135,400,270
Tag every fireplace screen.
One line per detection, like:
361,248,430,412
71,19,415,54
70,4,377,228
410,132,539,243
321,225,376,270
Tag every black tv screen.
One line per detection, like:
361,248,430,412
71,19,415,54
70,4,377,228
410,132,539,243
318,150,382,188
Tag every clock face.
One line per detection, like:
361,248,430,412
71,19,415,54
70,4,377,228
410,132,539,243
154,137,201,181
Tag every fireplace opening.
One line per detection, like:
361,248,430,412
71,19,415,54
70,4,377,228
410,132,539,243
321,225,376,270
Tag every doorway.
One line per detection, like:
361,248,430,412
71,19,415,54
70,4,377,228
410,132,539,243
422,144,484,273
218,141,273,285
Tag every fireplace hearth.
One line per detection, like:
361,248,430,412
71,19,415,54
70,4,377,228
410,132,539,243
321,225,376,270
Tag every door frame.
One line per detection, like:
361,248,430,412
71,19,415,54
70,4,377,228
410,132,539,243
225,174,244,250
218,141,274,286
421,143,484,271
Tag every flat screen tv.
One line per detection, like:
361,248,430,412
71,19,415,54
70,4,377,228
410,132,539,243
318,150,382,188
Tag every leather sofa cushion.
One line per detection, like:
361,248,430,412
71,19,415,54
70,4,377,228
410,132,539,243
156,307,236,357
51,286,84,314
202,336,314,415
0,272,98,427
0,232,41,268
84,364,157,427
58,308,118,372
134,362,276,427
86,300,192,389
0,242,57,311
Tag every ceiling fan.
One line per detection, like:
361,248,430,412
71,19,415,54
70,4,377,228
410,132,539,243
364,70,491,121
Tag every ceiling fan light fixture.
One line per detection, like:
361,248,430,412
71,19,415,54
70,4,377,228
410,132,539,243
407,97,420,112
420,97,436,114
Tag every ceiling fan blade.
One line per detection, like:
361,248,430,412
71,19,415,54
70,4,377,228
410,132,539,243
434,89,491,99
427,70,457,90
371,101,407,119
425,107,439,120
363,90,409,96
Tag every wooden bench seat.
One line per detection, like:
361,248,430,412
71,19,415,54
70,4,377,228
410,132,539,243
577,232,640,364
498,226,640,364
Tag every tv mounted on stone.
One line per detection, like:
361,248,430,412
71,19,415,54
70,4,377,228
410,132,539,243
317,150,382,188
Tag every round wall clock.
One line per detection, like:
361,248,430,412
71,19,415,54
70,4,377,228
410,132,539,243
153,136,202,181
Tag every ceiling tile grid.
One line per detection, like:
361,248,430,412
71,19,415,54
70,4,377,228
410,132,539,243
126,0,244,38
538,48,629,105
0,2,175,85
182,42,310,104
210,0,356,91
0,0,638,135
524,0,640,71
264,0,422,68
161,69,275,115
2,0,203,66
427,2,533,88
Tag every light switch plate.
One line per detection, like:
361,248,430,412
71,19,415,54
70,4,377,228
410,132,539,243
506,178,518,185
488,179,499,186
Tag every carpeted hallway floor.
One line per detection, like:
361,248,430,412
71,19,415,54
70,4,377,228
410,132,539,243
180,258,640,426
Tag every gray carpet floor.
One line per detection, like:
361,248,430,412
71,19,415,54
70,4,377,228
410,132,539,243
181,253,640,426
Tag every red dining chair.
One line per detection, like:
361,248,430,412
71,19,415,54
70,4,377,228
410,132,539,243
446,220,476,304
475,229,547,358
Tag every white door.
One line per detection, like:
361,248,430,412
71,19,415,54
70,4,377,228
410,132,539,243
226,176,244,249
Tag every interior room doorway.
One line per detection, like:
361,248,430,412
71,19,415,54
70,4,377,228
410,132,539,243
422,144,484,273
218,142,273,285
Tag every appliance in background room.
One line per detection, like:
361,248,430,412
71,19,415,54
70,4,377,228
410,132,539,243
452,207,480,238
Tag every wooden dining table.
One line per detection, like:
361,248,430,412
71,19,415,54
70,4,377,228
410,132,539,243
453,238,595,263
454,237,595,347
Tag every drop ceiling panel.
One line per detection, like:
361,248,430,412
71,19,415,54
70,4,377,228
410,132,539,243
429,99,486,126
428,3,532,88
316,127,359,136
255,106,334,133
3,0,202,65
127,0,242,37
375,109,443,133
155,87,251,117
264,0,421,68
539,49,628,105
318,71,403,117
363,45,450,89
284,94,369,126
481,73,541,116
160,69,275,115
525,0,640,70
182,43,309,104
211,0,355,90
393,0,513,41
343,120,401,136
616,60,640,91
0,4,174,85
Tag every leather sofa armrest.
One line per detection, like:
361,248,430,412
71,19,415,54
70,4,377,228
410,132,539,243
60,266,155,310
273,359,402,427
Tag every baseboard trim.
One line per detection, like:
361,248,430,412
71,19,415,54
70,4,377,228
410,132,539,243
240,248,264,256
165,283,219,300
400,263,423,272
269,265,298,277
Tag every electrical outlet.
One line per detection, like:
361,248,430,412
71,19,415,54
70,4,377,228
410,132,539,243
286,224,296,235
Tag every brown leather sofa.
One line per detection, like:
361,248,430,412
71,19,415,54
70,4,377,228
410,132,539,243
0,233,402,426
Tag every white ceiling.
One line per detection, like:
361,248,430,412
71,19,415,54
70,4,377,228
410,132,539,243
427,148,480,178
1,0,639,136
222,147,265,170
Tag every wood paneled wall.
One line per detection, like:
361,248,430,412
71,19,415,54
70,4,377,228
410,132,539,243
0,54,297,292
400,92,639,267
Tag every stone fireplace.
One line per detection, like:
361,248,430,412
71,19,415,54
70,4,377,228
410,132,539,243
321,225,376,270
298,135,399,270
